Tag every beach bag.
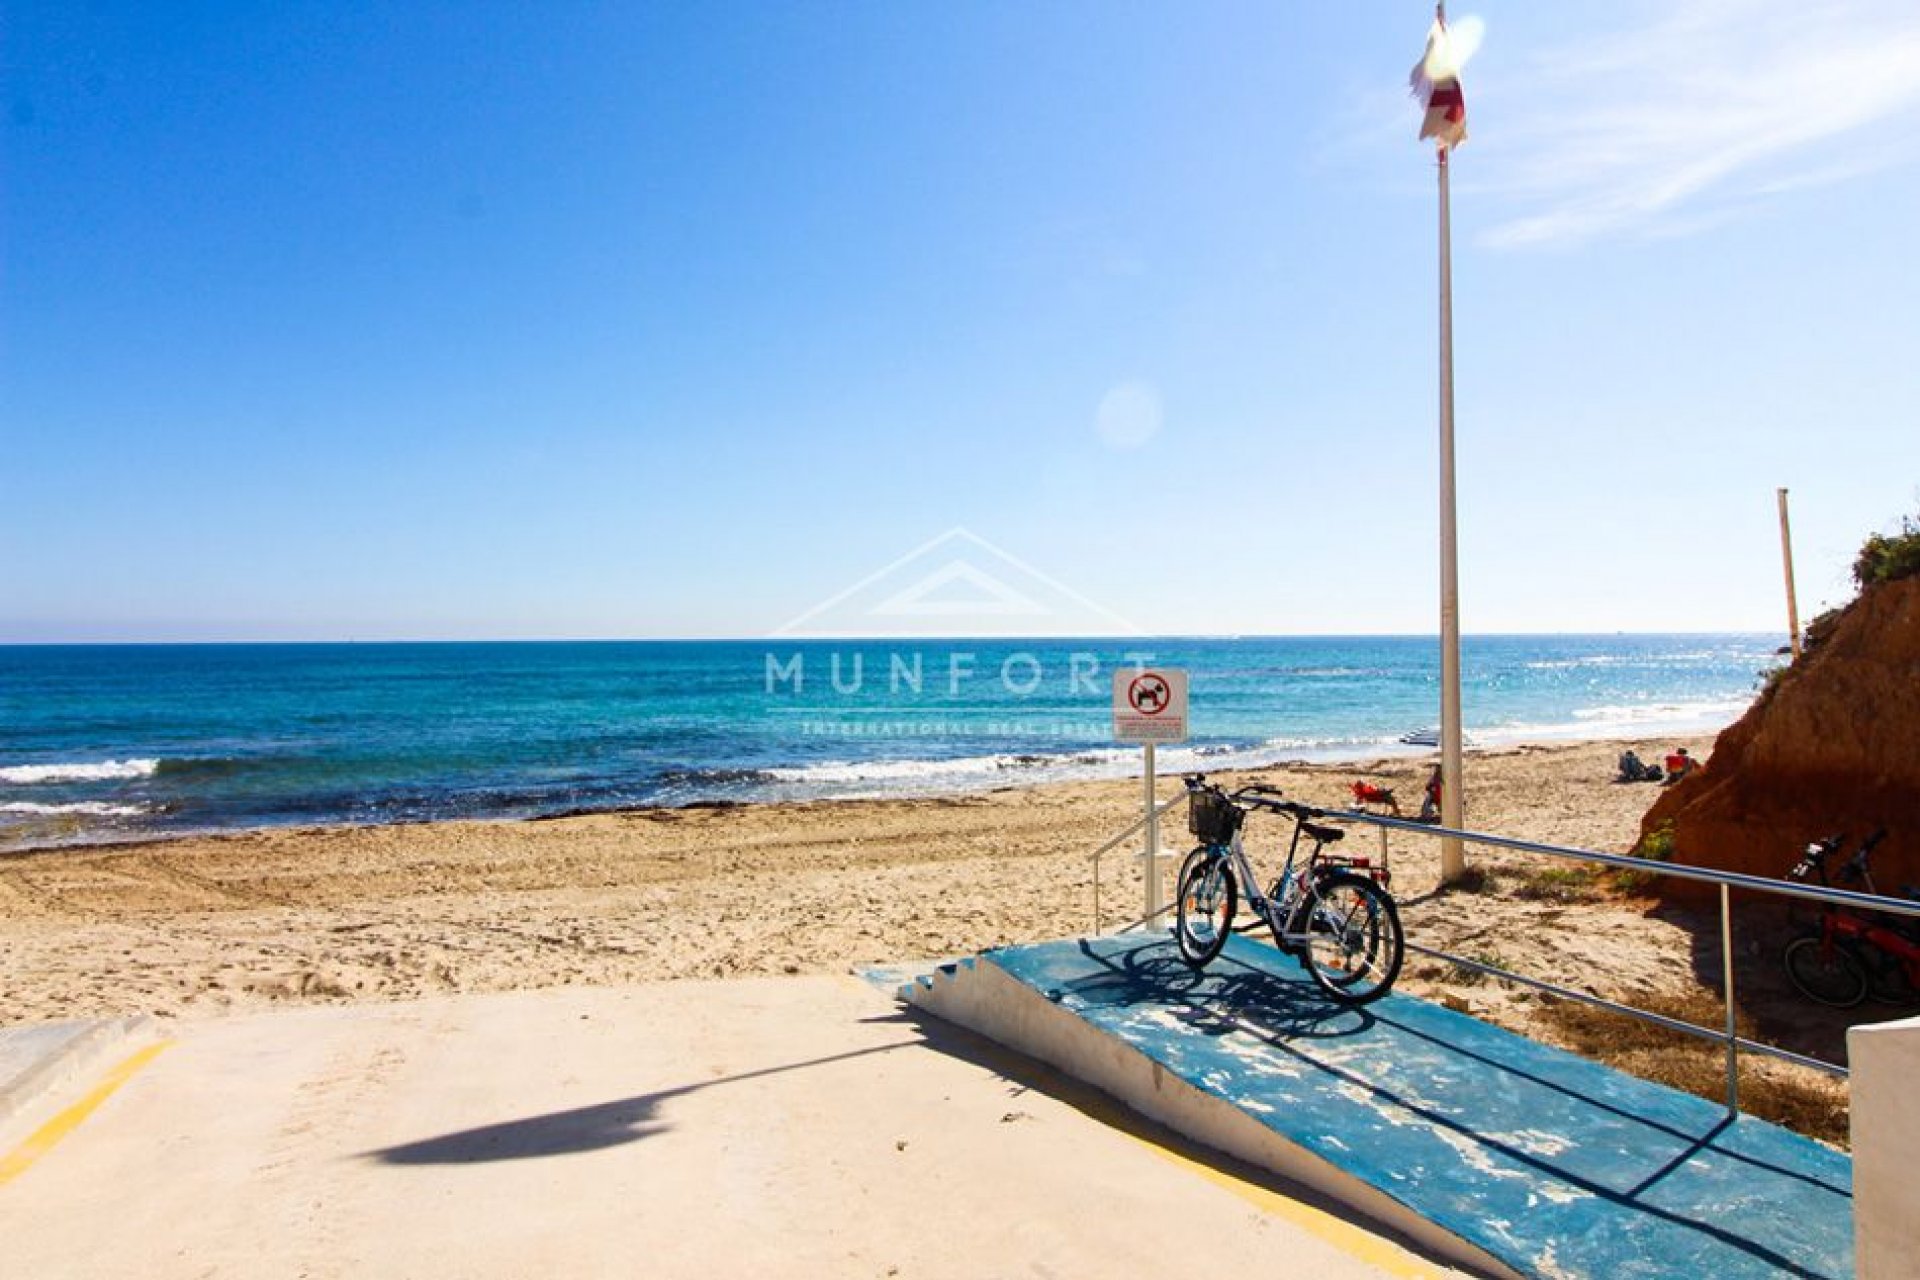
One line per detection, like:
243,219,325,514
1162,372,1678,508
1618,751,1660,782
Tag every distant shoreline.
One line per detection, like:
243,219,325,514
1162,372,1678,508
2,632,1768,855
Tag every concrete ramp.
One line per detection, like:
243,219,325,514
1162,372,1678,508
899,933,1851,1280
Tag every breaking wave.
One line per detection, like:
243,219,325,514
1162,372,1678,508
0,800,149,817
0,758,160,785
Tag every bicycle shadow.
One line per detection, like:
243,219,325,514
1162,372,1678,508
1058,934,1379,1045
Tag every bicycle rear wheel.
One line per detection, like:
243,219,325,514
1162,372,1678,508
1175,847,1236,969
1301,871,1403,1004
1782,934,1868,1008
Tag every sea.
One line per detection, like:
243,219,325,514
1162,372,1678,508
0,635,1780,852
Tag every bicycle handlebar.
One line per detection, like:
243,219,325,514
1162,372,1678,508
1182,773,1325,821
1842,828,1891,880
1791,828,1890,884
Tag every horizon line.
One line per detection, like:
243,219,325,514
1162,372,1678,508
0,628,1786,648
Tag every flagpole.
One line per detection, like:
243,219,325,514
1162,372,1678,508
1436,131,1466,882
1412,0,1468,881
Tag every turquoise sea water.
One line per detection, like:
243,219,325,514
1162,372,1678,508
0,635,1778,851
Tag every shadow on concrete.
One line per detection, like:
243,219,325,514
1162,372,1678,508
371,1096,668,1163
366,1039,912,1165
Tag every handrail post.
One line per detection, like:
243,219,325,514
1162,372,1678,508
1722,882,1739,1115
1143,742,1161,926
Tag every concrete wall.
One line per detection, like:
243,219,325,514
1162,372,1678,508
1849,1014,1920,1280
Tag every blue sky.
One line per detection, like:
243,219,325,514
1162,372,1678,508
5,1,1917,642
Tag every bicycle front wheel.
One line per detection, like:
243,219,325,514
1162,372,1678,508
1301,871,1403,1004
1783,934,1868,1008
1175,847,1237,969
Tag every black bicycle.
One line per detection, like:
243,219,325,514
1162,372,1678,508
1174,774,1405,1004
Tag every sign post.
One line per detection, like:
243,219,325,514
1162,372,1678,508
1112,668,1189,926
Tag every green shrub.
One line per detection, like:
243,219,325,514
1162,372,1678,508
1852,511,1920,589
1512,864,1598,902
1454,948,1506,986
1441,865,1500,896
1803,605,1845,650
1612,822,1676,894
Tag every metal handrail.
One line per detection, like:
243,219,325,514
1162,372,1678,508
1351,811,1920,918
1079,781,1889,1116
1322,806,1907,1111
1089,791,1190,935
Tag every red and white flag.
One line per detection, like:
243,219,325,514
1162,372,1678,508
1410,16,1468,149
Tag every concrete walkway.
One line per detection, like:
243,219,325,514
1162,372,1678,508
904,934,1853,1280
0,975,1470,1279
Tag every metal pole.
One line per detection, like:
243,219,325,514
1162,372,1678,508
1721,882,1740,1115
1437,143,1466,883
1778,488,1802,660
1143,742,1160,925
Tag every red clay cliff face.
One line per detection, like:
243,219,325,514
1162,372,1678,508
1639,577,1920,895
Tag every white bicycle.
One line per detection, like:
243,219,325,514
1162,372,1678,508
1174,775,1405,1005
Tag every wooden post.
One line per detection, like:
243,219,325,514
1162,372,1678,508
1778,488,1802,659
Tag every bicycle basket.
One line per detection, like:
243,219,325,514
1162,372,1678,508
1188,791,1244,844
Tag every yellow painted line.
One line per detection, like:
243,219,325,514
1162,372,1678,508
1115,1126,1449,1278
0,1041,171,1187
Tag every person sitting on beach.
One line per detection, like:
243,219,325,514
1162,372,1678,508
1417,765,1442,823
1663,747,1699,784
1350,780,1401,815
1616,750,1662,783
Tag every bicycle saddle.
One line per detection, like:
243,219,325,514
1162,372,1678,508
1303,822,1345,844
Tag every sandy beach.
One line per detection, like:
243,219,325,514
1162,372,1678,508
0,736,1708,1010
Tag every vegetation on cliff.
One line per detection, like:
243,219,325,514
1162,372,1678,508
1636,507,1920,893
1852,507,1920,590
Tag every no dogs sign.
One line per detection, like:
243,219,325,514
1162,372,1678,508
1112,668,1188,744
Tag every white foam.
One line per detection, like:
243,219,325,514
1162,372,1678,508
1478,697,1752,746
760,733,1404,797
0,801,148,817
1569,698,1752,727
766,755,1022,785
0,758,160,785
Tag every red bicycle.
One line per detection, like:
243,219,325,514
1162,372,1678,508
1780,829,1920,1008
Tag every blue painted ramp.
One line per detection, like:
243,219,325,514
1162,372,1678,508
902,933,1850,1280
